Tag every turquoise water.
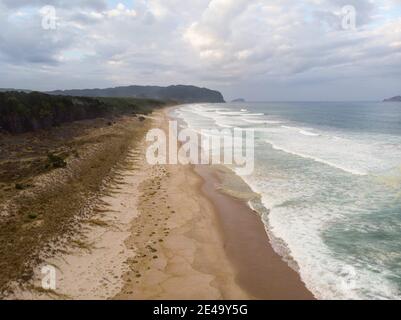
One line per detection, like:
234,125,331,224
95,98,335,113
173,101,401,300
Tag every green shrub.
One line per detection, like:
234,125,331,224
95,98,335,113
15,183,25,190
27,213,38,220
47,153,67,168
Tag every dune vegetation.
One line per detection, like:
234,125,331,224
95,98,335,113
0,91,166,134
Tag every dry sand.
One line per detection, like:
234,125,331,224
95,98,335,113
9,143,149,299
116,162,249,299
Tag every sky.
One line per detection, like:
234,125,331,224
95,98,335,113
0,0,400,101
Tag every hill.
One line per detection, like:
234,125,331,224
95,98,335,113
47,85,225,103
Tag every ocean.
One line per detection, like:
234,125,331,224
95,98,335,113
171,101,401,300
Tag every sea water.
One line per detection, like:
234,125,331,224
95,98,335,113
172,101,401,300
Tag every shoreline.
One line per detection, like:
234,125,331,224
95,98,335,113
116,107,315,299
6,106,314,300
116,110,250,299
169,106,314,299
115,107,315,299
194,164,314,299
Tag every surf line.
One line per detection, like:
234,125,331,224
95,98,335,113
146,120,255,175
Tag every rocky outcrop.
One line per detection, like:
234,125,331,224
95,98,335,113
231,98,246,103
383,96,401,102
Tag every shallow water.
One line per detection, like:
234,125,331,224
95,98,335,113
172,101,401,300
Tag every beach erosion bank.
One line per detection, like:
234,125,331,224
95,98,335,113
7,107,314,300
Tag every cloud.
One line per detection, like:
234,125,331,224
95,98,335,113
182,1,401,82
0,0,400,100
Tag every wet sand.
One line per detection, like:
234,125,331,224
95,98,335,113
195,165,314,299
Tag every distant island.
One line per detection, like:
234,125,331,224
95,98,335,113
46,85,225,103
231,98,246,103
383,95,401,102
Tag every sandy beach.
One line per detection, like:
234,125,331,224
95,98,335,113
3,0,401,302
8,108,314,300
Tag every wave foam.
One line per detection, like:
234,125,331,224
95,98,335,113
299,130,320,137
266,140,367,175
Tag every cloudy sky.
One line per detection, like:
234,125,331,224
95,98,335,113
0,0,400,101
